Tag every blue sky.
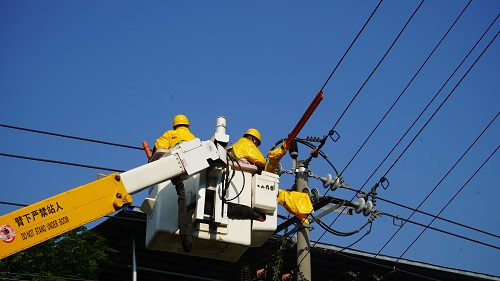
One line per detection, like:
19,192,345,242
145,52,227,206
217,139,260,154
1,0,499,278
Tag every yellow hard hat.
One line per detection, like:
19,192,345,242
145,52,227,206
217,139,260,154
244,128,261,146
173,114,190,127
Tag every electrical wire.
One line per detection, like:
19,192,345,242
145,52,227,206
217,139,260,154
379,29,499,179
304,0,426,257
339,0,473,176
311,213,370,237
375,111,499,257
338,187,500,240
296,138,339,175
1,3,387,279
396,144,499,261
338,7,500,204
296,0,383,164
222,153,247,202
297,5,499,277
353,24,500,272
0,123,142,150
304,0,424,166
327,10,500,228
0,4,495,280
319,0,383,93
382,211,500,251
376,196,500,240
0,152,124,172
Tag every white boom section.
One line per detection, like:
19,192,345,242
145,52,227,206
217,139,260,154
121,138,224,195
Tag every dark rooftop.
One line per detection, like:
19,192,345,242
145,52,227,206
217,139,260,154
93,210,499,281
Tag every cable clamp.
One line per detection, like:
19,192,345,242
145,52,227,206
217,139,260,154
380,177,389,190
393,215,403,227
328,129,340,142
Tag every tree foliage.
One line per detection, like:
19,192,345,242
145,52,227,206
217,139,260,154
0,226,116,280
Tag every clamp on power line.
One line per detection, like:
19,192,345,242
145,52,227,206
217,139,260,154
393,215,404,227
304,130,340,162
379,177,389,190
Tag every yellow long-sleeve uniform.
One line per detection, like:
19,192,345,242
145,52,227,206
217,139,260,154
154,126,196,150
227,137,266,168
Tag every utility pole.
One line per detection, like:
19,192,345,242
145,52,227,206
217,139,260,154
284,91,323,280
295,160,311,280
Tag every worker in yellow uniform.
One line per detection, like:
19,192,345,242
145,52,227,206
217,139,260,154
154,114,196,151
227,128,313,222
227,128,267,169
154,114,196,253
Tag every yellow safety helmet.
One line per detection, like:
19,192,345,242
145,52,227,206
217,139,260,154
173,114,190,128
244,128,261,146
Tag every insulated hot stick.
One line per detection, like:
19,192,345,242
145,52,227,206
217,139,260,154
285,91,323,149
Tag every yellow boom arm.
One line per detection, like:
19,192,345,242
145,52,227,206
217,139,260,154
0,173,131,259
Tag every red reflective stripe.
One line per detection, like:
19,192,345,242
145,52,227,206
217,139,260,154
285,91,323,149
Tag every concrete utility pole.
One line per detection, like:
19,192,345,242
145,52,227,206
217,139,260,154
295,160,311,280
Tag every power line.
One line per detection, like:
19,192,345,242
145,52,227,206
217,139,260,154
382,211,500,251
319,0,383,92
0,152,124,172
289,0,384,165
353,26,500,277
375,111,499,258
339,184,500,240
397,143,499,260
376,196,500,240
296,1,428,273
355,12,499,195
305,0,424,166
380,27,499,180
312,0,427,245
339,0,473,176
310,8,500,277
0,123,142,150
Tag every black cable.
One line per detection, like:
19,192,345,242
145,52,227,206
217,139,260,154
319,0,383,92
0,152,124,172
0,123,142,150
375,111,499,258
223,153,246,202
376,196,500,240
325,4,498,234
336,184,500,241
339,0,473,176
305,0,424,166
397,144,499,261
296,138,339,175
308,0,426,251
312,213,370,237
382,211,500,251
380,28,500,180
298,0,384,168
305,7,499,276
337,223,373,253
344,11,499,201
0,201,26,208
353,24,500,272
